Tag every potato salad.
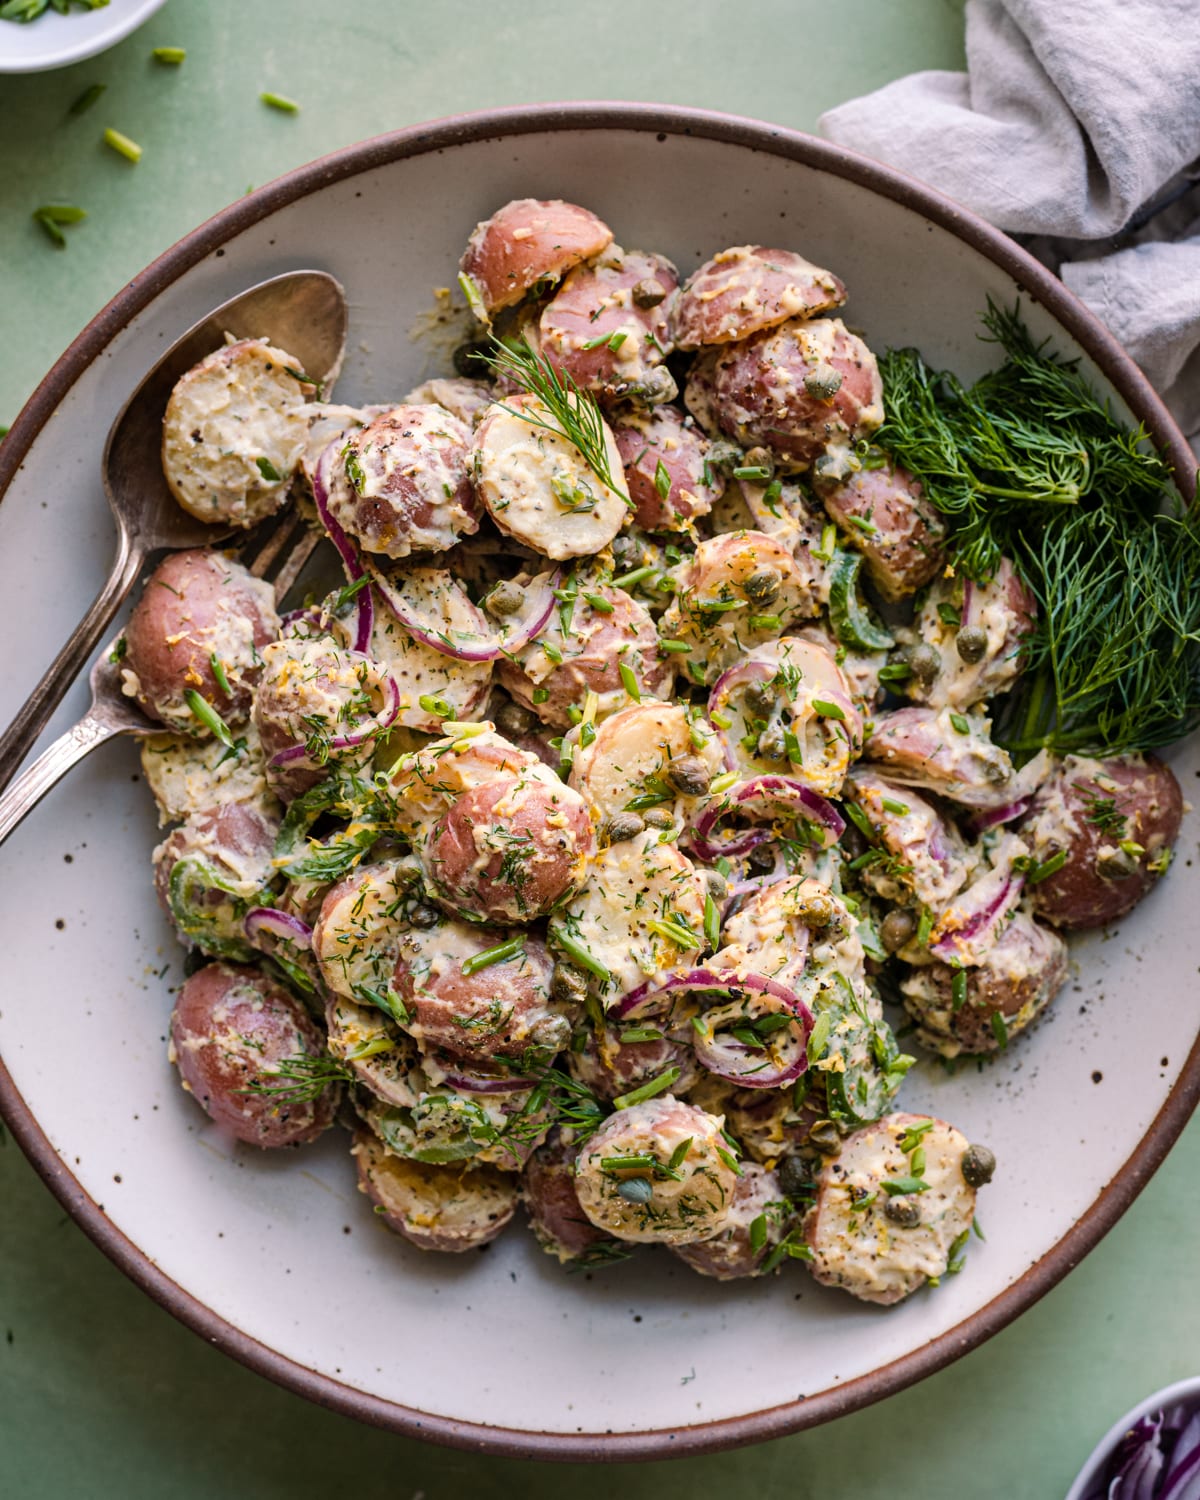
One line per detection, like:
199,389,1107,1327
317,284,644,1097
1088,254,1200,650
123,198,1185,1306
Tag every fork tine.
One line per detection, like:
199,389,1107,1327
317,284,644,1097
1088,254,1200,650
270,528,323,603
236,503,326,606
243,507,306,580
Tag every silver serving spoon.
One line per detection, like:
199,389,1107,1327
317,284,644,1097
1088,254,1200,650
0,269,347,796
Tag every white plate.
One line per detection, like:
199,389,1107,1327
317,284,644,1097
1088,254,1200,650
0,0,164,73
0,105,1197,1460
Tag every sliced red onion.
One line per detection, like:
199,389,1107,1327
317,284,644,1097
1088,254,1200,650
692,775,845,862
268,742,312,769
328,672,400,750
498,568,562,655
612,965,811,1028
707,658,774,770
647,967,814,1089
967,796,1033,835
244,908,314,947
929,863,1025,965
371,568,501,663
313,438,373,653
280,604,329,638
441,1071,538,1095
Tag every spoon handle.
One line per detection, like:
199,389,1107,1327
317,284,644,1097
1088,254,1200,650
0,532,143,796
0,712,122,849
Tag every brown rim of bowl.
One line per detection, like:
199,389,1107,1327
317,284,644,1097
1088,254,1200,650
1,102,1198,1462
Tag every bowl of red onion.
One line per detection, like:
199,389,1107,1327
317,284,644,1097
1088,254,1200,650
1066,1379,1200,1500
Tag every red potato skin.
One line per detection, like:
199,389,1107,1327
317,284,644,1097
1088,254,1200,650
394,930,572,1061
568,1024,701,1103
352,1130,518,1253
612,406,725,533
537,249,678,401
498,586,674,730
670,1162,787,1280
460,199,613,315
170,963,337,1147
711,317,883,466
1026,755,1183,929
522,1127,616,1261
123,550,278,727
813,456,945,601
424,771,594,922
671,246,846,349
153,799,277,923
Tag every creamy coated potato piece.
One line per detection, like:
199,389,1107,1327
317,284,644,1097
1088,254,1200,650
555,829,709,1005
671,246,846,348
400,376,495,427
325,993,420,1109
153,798,279,957
574,1096,737,1245
671,1162,793,1279
141,719,271,827
522,1127,619,1264
813,454,945,602
611,404,725,533
903,559,1035,710
568,701,723,830
843,770,972,911
865,707,1018,810
473,395,629,559
162,337,313,527
353,1130,518,1252
804,1113,983,1304
460,198,613,316
313,859,419,1001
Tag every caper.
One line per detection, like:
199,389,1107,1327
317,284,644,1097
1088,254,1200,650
744,681,775,716
757,724,787,761
408,903,441,930
706,440,743,474
642,807,675,829
452,341,490,377
743,566,781,603
880,908,917,953
551,963,589,1007
1096,846,1139,880
804,366,844,401
747,843,777,873
631,278,666,309
794,890,838,929
778,1155,812,1200
955,625,988,664
666,754,712,797
884,1195,922,1227
703,868,728,902
743,446,776,480
484,580,526,619
495,699,536,738
904,641,941,687
605,811,646,844
807,1119,842,1154
617,1176,654,1204
961,1142,996,1188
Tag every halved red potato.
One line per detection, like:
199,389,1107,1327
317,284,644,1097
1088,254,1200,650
813,453,945,601
394,923,572,1062
353,1130,518,1251
804,1112,984,1304
682,347,723,439
140,719,271,828
313,859,420,1000
659,530,820,683
611,405,725,533
162,337,315,527
473,395,629,560
568,700,725,827
169,962,337,1147
671,246,846,349
321,404,479,558
296,402,378,496
459,199,613,317
708,477,827,581
843,771,972,910
710,317,884,468
1022,754,1183,929
538,246,678,405
121,550,279,734
574,1095,737,1244
498,581,673,730
671,1162,792,1279
325,993,420,1109
387,728,543,838
568,1016,701,1102
903,558,1036,709
899,910,1068,1056
718,1084,826,1167
522,1126,619,1264
153,798,278,958
864,707,1018,810
422,763,594,923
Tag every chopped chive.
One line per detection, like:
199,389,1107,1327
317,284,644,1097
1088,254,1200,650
580,720,597,748
184,689,234,748
658,638,691,654
910,1145,927,1177
937,603,961,627
583,591,614,614
949,712,971,735
697,597,745,614
881,1176,929,1196
878,661,913,683
613,1066,680,1110
807,1010,832,1062
709,709,732,729
549,925,610,983
260,91,300,113
972,1215,986,1241
916,906,934,948
255,455,283,483
531,687,550,704
619,660,641,702
152,46,186,64
749,1213,768,1253
209,653,232,697
32,203,87,248
647,917,701,949
811,697,845,721
69,82,106,116
600,1153,656,1173
843,801,876,842
847,514,878,535
103,128,143,163
815,522,838,562
732,465,772,482
541,639,563,664
1028,849,1069,884
612,565,655,589
667,1136,693,1170
881,797,909,816
619,1027,663,1044
690,1015,707,1037
461,936,525,976
653,458,672,503
715,1146,741,1176
951,967,968,1011
418,693,454,720
748,613,782,631
990,1011,1009,1048
703,893,720,951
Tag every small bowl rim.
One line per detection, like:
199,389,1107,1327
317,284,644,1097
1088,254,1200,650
1064,1376,1200,1500
0,0,166,75
1,101,1198,1462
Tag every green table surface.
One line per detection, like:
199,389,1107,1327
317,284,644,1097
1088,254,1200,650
2,2,1197,1494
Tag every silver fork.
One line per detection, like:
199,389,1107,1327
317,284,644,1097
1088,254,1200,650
0,511,323,849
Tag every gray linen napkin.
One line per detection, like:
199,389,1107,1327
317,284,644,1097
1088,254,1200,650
819,0,1200,449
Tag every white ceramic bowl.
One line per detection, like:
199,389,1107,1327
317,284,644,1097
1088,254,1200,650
1065,1377,1200,1499
0,0,164,74
0,105,1197,1460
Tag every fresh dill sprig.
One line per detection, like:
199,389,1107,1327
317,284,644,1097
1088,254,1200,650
237,1053,352,1106
483,339,627,499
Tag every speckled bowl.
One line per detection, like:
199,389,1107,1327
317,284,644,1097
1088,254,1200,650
0,104,1197,1461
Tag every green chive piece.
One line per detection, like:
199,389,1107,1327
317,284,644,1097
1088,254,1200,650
732,465,772,482
619,1027,663,1044
843,802,876,842
255,455,283,483
881,1176,929,1196
613,1066,680,1111
990,1011,1009,1048
583,591,614,614
847,514,878,535
807,1010,832,1063
916,906,934,948
881,797,909,816
951,967,968,1011
184,689,233,748
703,893,720,952
910,1145,927,1178
152,45,186,63
647,917,700,949
209,653,232,697
260,91,300,113
600,1153,656,1173
68,83,106,116
749,1213,768,1253
748,613,783,632
654,458,671,502
619,660,641,702
461,936,525,977
715,1146,742,1176
667,1136,693,1171
103,128,143,163
811,697,846,721
531,687,550,704
549,925,610,984
32,203,86,248
418,693,454,720
1029,849,1069,884
657,638,691,654
612,565,655,589
949,712,971,735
